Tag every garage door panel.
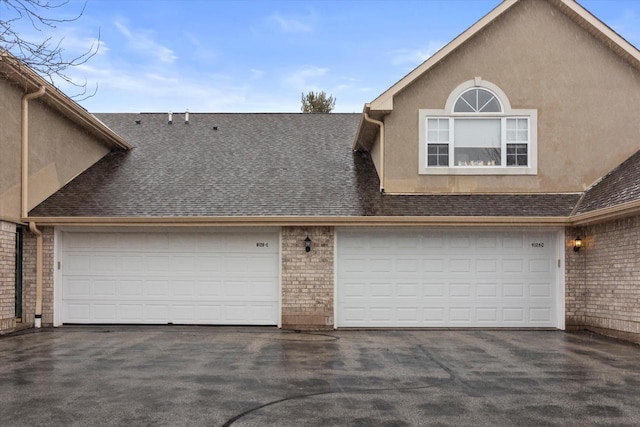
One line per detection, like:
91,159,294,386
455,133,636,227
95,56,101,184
249,281,277,297
142,304,168,321
449,308,472,322
197,256,223,272
476,308,498,322
503,236,524,248
397,283,419,297
197,280,222,297
424,259,445,272
503,259,524,272
449,283,471,297
476,259,498,273
145,256,170,272
450,259,471,272
530,283,551,297
424,283,446,297
530,259,550,273
503,283,525,297
338,229,559,328
476,283,498,297
67,254,92,273
396,307,419,323
196,304,222,322
145,280,170,297
119,280,143,296
119,304,144,322
423,307,446,322
62,231,279,325
530,308,552,322
503,308,525,322
449,236,471,248
65,303,91,322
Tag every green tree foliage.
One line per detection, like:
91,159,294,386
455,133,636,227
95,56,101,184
301,91,336,113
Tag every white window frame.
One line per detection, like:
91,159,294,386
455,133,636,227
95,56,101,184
419,78,538,175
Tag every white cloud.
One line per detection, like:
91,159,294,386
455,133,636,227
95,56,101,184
250,69,265,79
284,66,329,91
269,12,313,33
390,40,444,67
114,20,177,63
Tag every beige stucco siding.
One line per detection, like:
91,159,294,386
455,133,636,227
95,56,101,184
382,0,640,194
369,132,382,176
0,79,111,220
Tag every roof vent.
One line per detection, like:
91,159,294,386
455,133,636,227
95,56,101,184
168,111,173,125
135,119,141,125
185,109,190,125
213,126,218,131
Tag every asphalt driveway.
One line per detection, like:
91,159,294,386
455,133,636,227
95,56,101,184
1,327,639,426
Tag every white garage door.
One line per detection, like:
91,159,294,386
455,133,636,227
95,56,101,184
338,229,561,328
61,230,279,325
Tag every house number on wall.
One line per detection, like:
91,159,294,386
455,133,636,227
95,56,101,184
531,242,544,248
256,242,269,247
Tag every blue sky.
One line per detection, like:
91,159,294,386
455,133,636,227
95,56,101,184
9,0,640,113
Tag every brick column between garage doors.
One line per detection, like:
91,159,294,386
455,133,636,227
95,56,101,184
0,221,17,334
281,226,334,330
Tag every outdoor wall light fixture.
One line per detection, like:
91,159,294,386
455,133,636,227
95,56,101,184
305,236,312,253
574,236,583,252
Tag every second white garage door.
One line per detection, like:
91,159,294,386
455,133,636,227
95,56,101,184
337,229,561,328
61,230,279,325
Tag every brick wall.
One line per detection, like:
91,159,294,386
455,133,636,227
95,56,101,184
0,221,17,333
566,216,640,343
22,226,55,327
281,226,334,330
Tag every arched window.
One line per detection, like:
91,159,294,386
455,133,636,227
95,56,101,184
453,88,502,113
418,78,537,175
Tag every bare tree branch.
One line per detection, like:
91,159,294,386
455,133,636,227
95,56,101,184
0,0,99,98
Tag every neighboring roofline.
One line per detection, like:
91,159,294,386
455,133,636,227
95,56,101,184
367,0,640,113
27,215,571,227
570,199,640,226
0,50,131,151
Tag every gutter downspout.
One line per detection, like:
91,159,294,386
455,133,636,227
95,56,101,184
363,113,385,193
28,222,43,328
22,86,46,329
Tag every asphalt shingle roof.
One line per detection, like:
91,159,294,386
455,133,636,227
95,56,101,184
574,149,640,215
29,113,581,218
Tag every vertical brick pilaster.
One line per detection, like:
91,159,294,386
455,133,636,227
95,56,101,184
0,221,17,334
281,226,334,330
565,216,640,343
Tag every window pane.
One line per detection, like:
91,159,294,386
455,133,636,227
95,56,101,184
455,119,501,147
517,130,528,141
480,98,501,113
454,148,501,166
454,98,475,113
427,144,449,167
427,118,449,142
454,89,502,113
506,144,528,166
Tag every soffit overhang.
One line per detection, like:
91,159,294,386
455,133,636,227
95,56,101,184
0,50,131,151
